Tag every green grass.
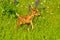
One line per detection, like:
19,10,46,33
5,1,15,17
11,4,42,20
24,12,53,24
0,0,60,40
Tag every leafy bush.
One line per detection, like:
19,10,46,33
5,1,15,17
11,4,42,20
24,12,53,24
0,1,18,18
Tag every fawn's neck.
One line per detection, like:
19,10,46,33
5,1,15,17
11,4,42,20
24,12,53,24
28,13,35,20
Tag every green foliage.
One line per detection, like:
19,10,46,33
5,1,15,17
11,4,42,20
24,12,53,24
0,1,18,18
0,0,60,40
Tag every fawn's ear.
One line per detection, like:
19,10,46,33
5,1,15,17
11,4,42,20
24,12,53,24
35,0,40,9
28,5,33,12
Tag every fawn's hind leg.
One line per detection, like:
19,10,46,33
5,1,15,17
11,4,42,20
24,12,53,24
16,22,22,27
31,21,34,30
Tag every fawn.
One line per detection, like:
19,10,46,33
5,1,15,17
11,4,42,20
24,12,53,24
16,0,40,30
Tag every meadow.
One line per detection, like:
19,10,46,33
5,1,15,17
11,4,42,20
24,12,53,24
0,0,60,40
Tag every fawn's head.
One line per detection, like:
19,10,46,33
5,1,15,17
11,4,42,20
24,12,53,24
31,7,40,16
28,0,40,16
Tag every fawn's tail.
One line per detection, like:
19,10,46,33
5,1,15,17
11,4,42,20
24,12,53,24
16,13,20,17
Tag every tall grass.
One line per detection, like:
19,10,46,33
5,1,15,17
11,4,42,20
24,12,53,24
0,0,60,40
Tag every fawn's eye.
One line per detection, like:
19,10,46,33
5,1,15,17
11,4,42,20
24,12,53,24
35,11,37,13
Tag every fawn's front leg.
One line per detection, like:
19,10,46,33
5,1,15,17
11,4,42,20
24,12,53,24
30,21,34,30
